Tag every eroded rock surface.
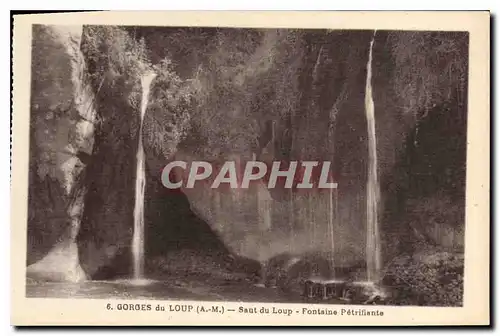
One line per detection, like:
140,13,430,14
27,24,96,282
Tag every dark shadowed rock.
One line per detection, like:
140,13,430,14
76,25,145,278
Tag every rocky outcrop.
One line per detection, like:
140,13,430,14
372,31,468,258
27,25,97,282
75,26,146,277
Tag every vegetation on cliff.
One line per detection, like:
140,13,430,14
144,58,200,161
81,25,150,105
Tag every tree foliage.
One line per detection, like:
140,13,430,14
177,29,271,160
144,58,200,160
81,25,151,112
383,251,464,306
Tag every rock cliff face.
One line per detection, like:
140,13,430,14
75,26,143,277
27,25,96,281
26,25,468,281
138,28,468,263
371,31,468,256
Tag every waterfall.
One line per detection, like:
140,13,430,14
132,72,157,281
364,31,382,282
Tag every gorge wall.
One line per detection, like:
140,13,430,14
27,25,96,281
26,25,468,281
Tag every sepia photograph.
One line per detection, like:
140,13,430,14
11,11,490,326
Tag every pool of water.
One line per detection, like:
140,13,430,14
26,276,348,304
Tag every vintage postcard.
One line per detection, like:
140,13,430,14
11,11,490,326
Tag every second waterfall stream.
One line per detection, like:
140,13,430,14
364,31,382,282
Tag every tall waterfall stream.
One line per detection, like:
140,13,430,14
131,72,157,282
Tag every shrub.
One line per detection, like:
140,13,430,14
144,58,201,159
81,25,151,109
383,251,464,306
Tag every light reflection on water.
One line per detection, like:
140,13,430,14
25,278,299,303
26,277,353,305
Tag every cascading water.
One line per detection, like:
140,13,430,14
364,31,382,282
131,72,157,282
